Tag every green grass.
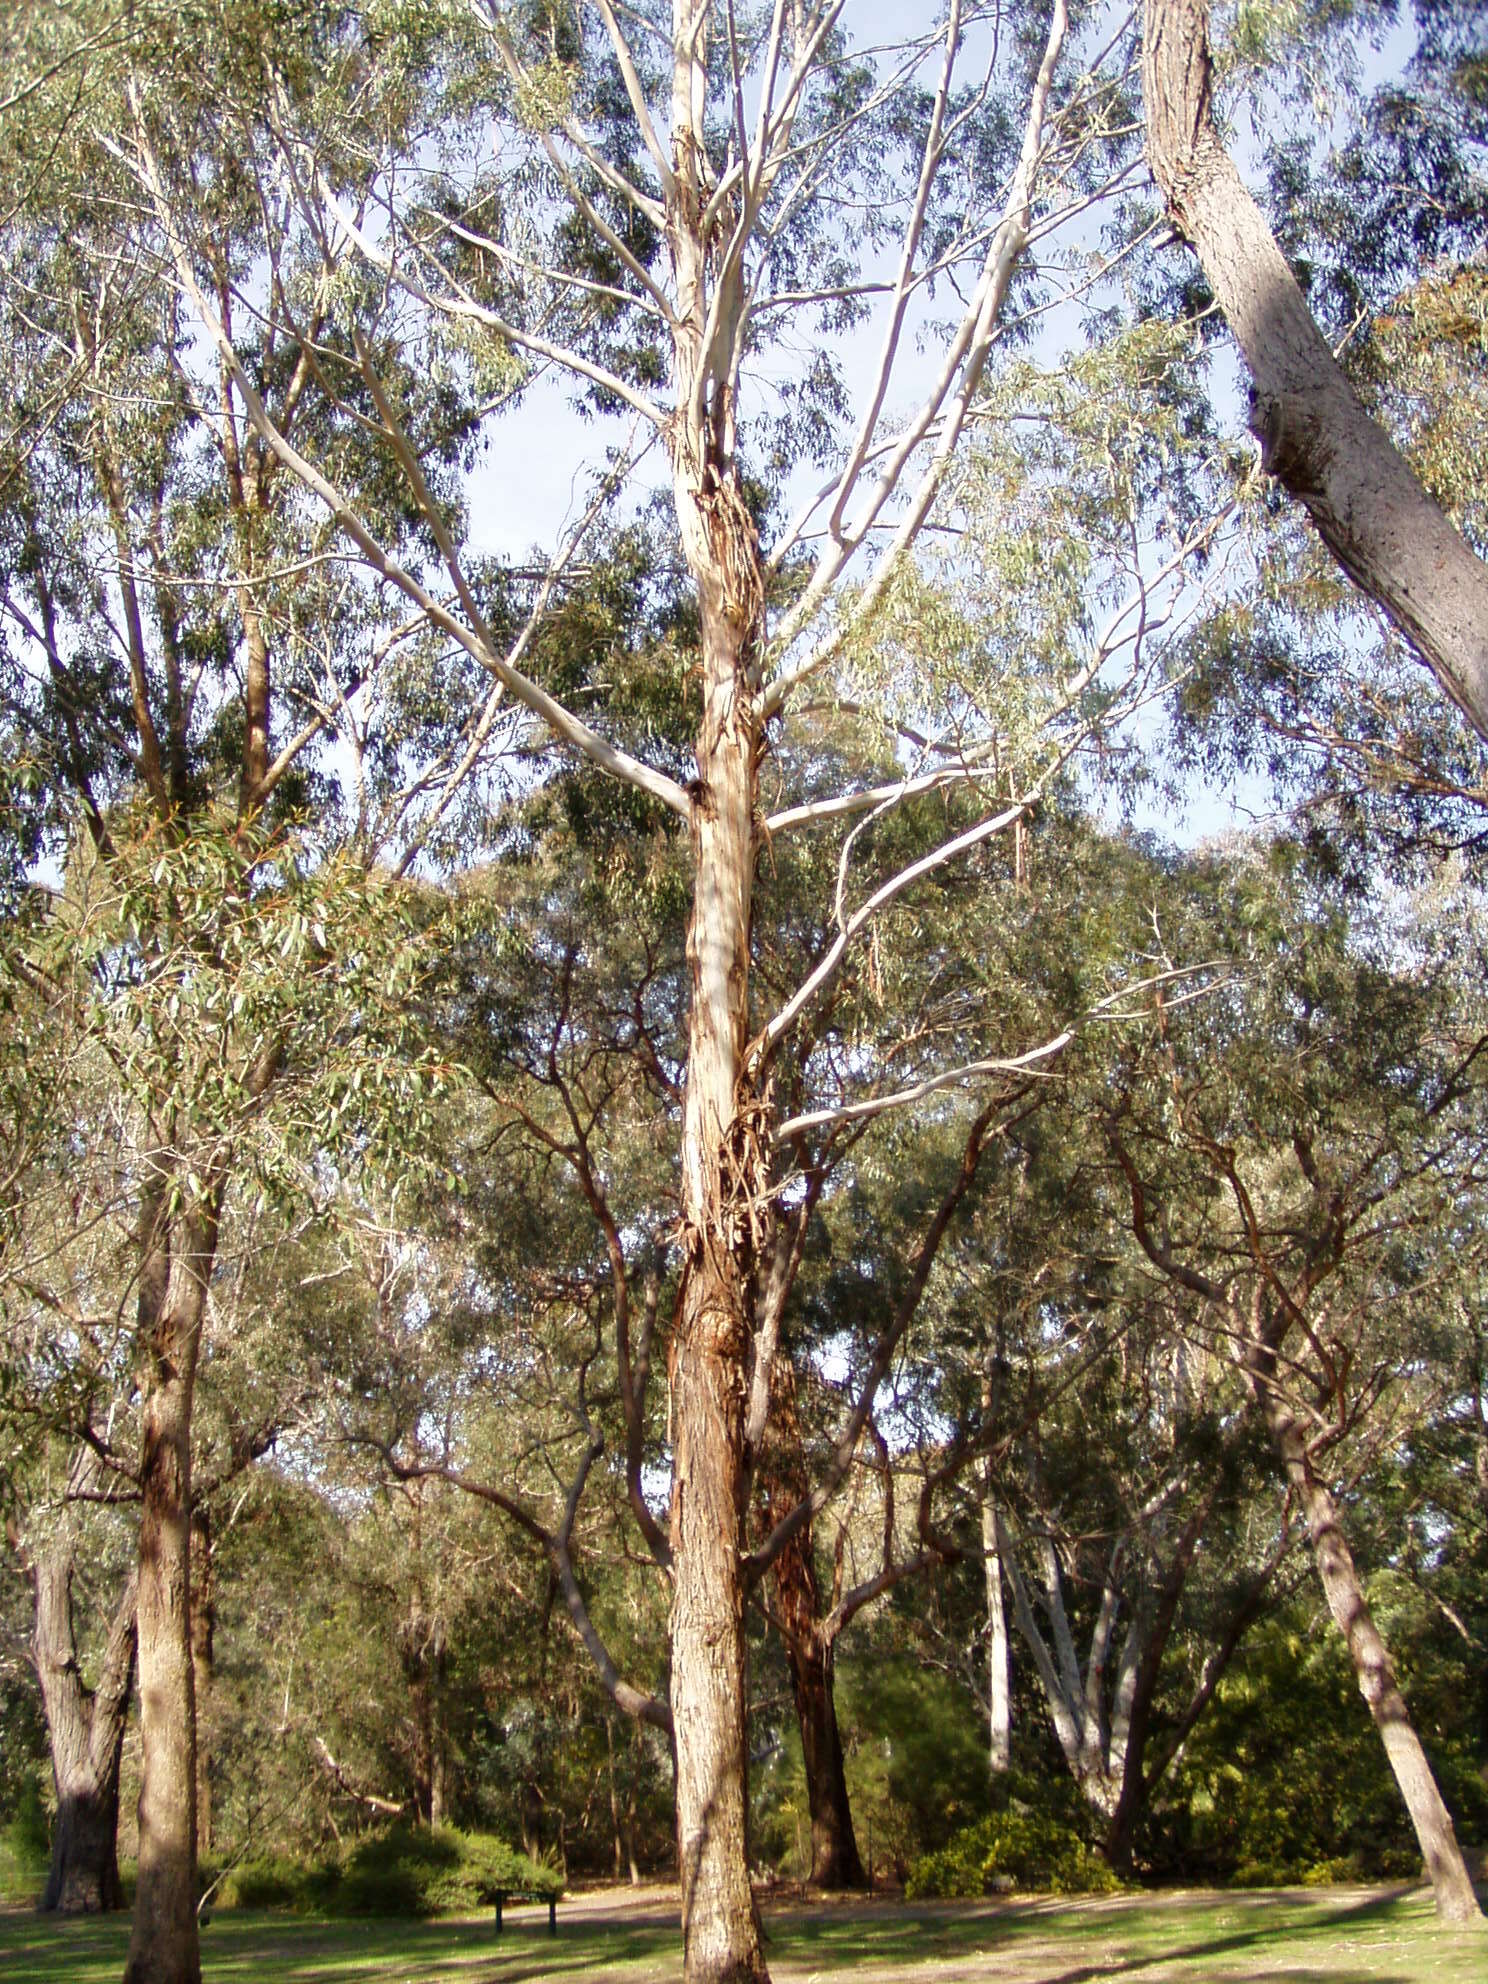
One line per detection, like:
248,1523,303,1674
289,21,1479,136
0,1886,1481,1983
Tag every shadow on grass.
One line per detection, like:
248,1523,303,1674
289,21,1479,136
756,1888,1457,1980
0,1886,1478,1984
1018,1891,1417,1984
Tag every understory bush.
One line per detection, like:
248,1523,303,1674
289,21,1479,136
208,1825,558,1916
906,1808,1123,1899
1140,1614,1484,1886
0,1775,50,1903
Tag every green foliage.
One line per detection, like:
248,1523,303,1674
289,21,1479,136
1146,1613,1485,1885
906,1808,1123,1899
840,1658,995,1874
208,1852,340,1914
337,1824,559,1916
0,1775,50,1901
209,1826,558,1917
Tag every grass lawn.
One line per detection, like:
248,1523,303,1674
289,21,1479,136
0,1883,1482,1983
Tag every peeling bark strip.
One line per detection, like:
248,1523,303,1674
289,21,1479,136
663,4,772,1974
1143,0,1488,742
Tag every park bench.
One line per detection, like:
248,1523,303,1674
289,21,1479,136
486,1885,560,1935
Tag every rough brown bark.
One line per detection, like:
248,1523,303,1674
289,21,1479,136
761,1359,865,1889
670,1255,763,1983
1143,0,1488,741
123,1189,221,1984
780,1602,863,1891
32,1538,136,1915
188,1508,213,1858
1265,1390,1482,1922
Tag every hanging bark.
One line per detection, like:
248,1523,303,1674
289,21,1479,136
1142,0,1488,742
31,1537,136,1915
663,5,771,1974
1263,1386,1482,1923
123,1184,222,1984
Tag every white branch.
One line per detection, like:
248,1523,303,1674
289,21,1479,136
761,0,1072,720
131,114,691,824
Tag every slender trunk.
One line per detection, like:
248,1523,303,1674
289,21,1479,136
33,1542,136,1915
429,1697,448,1831
1143,0,1488,741
666,535,767,1974
124,1189,219,1984
407,1653,433,1823
1101,1501,1214,1870
998,1509,1116,1816
1265,1392,1481,1923
666,69,768,1984
626,1723,643,1885
783,1618,863,1890
980,1480,1011,1776
670,1244,764,1981
607,1717,625,1881
761,1355,865,1890
188,1509,213,1858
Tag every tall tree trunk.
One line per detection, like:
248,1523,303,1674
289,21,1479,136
670,1230,761,1983
429,1697,448,1831
665,473,768,1975
124,1187,220,1984
1100,1501,1213,1871
188,1508,213,1858
626,1723,644,1885
1264,1390,1481,1923
32,1539,136,1915
664,5,770,1969
1142,0,1488,741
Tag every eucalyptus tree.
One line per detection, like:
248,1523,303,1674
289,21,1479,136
961,1201,1298,1867
89,3,1248,1973
845,825,1288,1864
1100,853,1488,1920
0,8,551,1975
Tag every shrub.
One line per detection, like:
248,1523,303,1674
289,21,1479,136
0,1775,50,1904
208,1826,557,1917
837,1656,1000,1877
209,1852,340,1912
338,1825,559,1916
906,1808,1123,1899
